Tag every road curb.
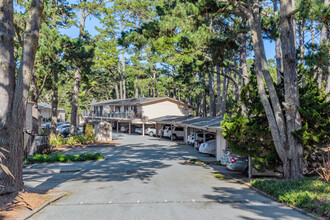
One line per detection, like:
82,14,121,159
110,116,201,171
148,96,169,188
227,177,322,220
20,192,67,220
23,168,82,174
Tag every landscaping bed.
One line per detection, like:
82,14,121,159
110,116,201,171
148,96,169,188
251,177,330,218
25,152,104,164
0,190,64,219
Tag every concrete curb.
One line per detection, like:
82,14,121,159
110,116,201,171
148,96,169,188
226,177,322,220
20,192,67,220
23,168,82,174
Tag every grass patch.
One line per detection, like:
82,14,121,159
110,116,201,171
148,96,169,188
251,177,330,218
25,153,104,164
187,158,206,166
213,172,225,179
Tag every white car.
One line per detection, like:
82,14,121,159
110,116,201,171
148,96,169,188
187,133,195,145
171,127,184,140
145,127,156,136
199,139,216,155
163,127,172,138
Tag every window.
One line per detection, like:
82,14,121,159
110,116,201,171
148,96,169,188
175,127,184,131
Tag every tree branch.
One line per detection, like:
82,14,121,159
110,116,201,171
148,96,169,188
14,23,23,47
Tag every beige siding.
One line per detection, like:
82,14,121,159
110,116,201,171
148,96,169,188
142,101,190,120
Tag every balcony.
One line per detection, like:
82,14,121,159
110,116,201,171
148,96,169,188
83,110,142,120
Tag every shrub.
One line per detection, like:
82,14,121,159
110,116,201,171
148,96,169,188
251,178,330,217
25,152,104,163
49,134,67,147
66,136,77,145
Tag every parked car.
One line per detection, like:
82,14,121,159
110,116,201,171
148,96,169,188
187,133,195,145
41,122,51,129
56,124,70,133
199,139,216,155
171,127,184,140
220,150,233,165
158,125,170,137
194,133,215,150
120,126,129,133
145,127,156,136
226,153,248,173
59,126,83,138
163,127,172,138
135,127,142,134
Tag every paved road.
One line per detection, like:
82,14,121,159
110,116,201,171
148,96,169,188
24,134,310,220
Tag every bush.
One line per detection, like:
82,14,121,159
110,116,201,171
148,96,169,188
49,134,67,147
251,178,330,217
25,152,104,163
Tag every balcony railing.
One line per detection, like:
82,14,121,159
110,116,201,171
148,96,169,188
83,110,142,119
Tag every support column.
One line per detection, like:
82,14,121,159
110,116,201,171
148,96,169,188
142,123,145,136
116,121,119,133
129,122,131,134
216,130,227,161
184,126,188,144
203,130,206,143
170,124,173,141
155,123,159,137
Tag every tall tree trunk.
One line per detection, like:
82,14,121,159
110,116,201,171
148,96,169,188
322,0,330,101
51,69,58,135
216,66,222,114
122,49,126,99
209,72,216,116
243,0,303,179
239,32,249,115
203,92,207,117
0,0,44,195
70,7,86,136
117,61,123,99
219,69,228,117
273,0,283,84
135,76,139,98
280,0,303,178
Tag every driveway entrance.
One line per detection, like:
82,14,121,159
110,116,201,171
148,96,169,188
24,134,309,220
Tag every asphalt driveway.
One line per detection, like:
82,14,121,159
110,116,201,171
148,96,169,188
24,133,311,220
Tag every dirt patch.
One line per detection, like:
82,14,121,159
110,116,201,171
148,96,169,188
0,190,63,219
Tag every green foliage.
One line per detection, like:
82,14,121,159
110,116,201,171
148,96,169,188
49,132,96,147
251,178,330,218
221,69,281,172
292,83,330,173
49,135,67,147
84,124,96,141
25,153,104,164
315,157,330,183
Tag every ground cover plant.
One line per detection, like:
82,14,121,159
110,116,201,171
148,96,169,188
49,134,96,147
251,178,330,218
25,153,104,164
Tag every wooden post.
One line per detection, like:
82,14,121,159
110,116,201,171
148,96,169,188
142,123,145,136
203,130,206,143
116,121,119,133
129,122,131,134
216,130,222,161
184,126,188,144
170,124,173,141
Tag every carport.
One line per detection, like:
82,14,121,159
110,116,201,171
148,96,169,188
151,116,228,161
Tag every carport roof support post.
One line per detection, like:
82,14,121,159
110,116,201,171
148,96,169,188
184,126,188,144
142,123,145,136
170,124,173,141
117,121,119,133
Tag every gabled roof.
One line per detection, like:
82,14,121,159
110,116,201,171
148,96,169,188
90,97,190,107
38,103,65,111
